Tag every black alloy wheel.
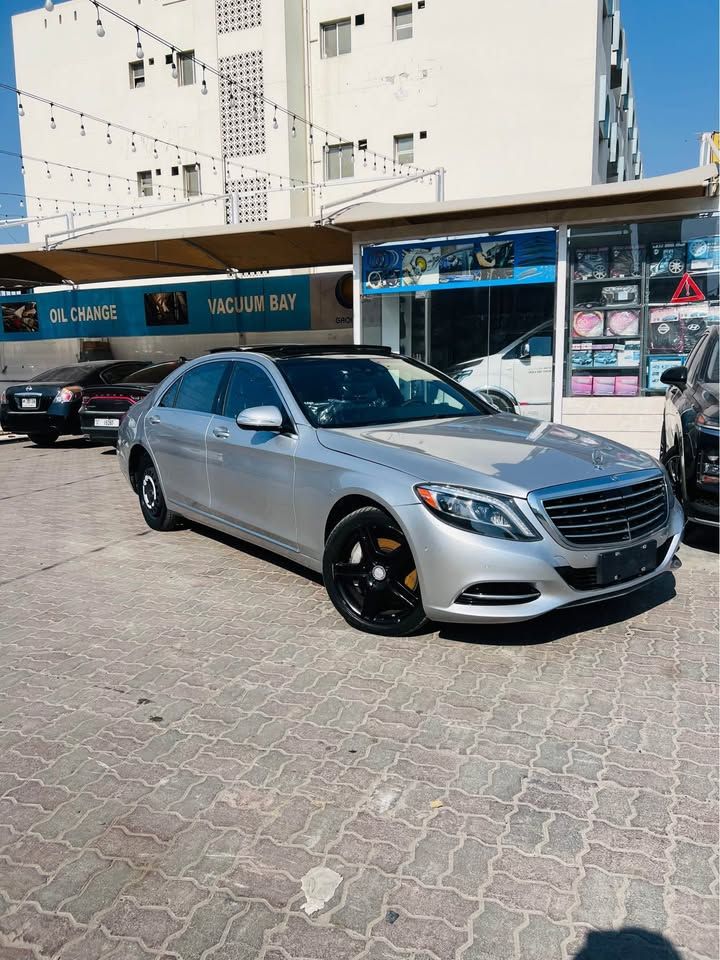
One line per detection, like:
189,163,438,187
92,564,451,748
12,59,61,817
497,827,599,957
323,506,429,636
137,455,184,531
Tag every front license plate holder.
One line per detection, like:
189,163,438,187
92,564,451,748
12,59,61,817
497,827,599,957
597,540,656,586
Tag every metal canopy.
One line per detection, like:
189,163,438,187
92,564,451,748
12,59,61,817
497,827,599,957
330,165,719,232
0,165,716,289
0,218,353,288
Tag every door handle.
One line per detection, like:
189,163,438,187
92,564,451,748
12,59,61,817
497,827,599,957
212,427,230,439
148,415,161,425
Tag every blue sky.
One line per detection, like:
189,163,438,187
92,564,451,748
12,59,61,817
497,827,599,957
0,0,717,242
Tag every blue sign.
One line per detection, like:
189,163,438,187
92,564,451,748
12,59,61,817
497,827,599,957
0,274,311,342
362,229,556,294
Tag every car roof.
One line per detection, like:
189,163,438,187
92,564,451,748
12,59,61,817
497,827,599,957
205,344,395,360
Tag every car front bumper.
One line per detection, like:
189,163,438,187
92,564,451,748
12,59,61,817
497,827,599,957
396,498,684,624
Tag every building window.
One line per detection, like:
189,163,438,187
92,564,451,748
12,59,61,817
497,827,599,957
325,143,354,180
177,50,195,86
183,163,201,197
392,4,412,40
129,60,145,89
394,133,414,165
321,18,351,58
137,170,153,197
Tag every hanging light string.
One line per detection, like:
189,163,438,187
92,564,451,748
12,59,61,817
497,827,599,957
0,146,225,203
73,0,427,178
3,81,318,192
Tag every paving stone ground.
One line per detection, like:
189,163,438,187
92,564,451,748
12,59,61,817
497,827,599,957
0,437,717,960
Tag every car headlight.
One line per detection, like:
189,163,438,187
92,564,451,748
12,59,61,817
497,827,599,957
414,483,540,541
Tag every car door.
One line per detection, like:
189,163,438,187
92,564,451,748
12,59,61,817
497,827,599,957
145,359,230,512
205,359,298,551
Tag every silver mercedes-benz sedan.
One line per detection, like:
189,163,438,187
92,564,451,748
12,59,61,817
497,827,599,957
117,346,683,636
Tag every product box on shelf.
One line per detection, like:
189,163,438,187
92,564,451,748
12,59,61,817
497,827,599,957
572,310,604,338
647,242,686,278
647,355,686,392
687,237,720,272
615,375,639,397
571,345,594,368
649,307,683,353
605,309,640,336
601,284,639,306
571,375,593,396
610,246,640,278
573,248,609,281
592,348,619,367
592,377,615,396
617,341,641,366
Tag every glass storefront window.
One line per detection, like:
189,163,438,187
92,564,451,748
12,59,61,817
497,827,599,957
565,214,719,399
360,229,557,418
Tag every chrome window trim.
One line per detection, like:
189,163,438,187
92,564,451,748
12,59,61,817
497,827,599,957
528,469,669,550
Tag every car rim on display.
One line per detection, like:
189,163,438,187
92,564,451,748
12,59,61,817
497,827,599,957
332,524,421,627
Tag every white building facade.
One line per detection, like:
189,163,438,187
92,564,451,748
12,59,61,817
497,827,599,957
12,0,641,241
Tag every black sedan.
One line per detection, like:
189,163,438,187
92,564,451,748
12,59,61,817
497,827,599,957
80,359,187,444
660,324,719,528
0,360,146,446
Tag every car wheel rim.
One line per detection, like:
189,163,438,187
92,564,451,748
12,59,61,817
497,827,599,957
142,471,160,515
332,523,420,627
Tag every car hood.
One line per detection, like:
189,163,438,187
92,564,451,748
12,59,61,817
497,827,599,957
317,414,657,497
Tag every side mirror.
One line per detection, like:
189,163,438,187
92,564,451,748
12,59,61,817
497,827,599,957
660,365,688,387
235,405,285,431
520,341,531,359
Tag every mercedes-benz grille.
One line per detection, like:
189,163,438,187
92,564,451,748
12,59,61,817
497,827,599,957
539,474,668,547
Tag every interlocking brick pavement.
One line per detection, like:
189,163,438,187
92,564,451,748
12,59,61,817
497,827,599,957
0,437,717,960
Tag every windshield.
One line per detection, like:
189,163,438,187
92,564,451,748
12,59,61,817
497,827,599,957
277,355,491,428
125,362,179,384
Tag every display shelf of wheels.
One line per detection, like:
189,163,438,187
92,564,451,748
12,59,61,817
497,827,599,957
567,238,720,399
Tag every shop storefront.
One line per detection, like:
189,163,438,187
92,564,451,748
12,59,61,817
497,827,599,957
360,229,557,418
356,199,719,453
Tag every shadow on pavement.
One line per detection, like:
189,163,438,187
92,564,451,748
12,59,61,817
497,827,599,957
437,572,676,646
682,522,719,554
189,521,325,586
572,927,682,959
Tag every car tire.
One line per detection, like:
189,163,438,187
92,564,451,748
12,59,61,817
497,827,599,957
136,455,185,532
323,505,430,636
28,432,58,446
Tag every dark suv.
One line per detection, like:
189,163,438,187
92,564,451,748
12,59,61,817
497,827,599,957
660,325,719,528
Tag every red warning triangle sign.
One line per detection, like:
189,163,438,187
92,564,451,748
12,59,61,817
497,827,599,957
670,272,705,303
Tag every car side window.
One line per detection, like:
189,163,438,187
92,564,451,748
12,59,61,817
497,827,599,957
159,377,182,408
223,362,286,419
685,339,706,385
174,362,229,414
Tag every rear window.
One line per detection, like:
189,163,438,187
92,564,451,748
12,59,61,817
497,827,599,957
125,362,179,384
32,365,93,383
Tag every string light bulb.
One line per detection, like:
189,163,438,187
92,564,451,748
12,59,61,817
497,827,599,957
201,65,207,95
272,106,278,129
17,96,24,118
131,132,136,152
135,27,144,60
79,113,86,136
309,125,314,145
49,103,56,129
291,116,297,138
106,123,112,145
170,48,177,80
44,0,54,11
94,3,105,37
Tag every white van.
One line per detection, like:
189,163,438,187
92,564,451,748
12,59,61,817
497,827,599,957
448,321,553,420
